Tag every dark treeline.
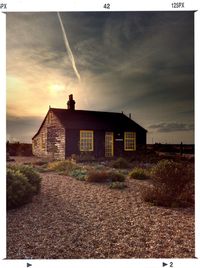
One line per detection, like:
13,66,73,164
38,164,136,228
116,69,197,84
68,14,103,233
7,141,32,156
147,143,194,155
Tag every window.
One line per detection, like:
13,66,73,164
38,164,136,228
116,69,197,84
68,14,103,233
105,132,114,157
124,132,136,151
80,130,94,151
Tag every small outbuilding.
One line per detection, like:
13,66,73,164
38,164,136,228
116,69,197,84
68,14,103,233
32,94,147,159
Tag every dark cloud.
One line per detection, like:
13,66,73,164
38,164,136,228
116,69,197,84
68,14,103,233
148,122,194,133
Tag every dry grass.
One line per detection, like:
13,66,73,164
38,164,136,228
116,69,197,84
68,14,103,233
47,160,78,173
129,167,150,180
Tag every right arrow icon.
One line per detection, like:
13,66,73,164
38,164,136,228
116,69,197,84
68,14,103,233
163,263,168,267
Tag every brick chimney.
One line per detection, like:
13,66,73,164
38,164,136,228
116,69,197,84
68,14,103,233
67,94,75,110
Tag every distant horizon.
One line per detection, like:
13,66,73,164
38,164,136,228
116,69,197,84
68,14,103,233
7,12,194,144
6,140,195,146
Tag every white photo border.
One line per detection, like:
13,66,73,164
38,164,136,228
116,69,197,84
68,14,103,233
1,1,199,268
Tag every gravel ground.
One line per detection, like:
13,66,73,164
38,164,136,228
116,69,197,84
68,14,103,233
7,157,195,259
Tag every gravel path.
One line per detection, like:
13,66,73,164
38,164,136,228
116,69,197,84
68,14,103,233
7,160,194,259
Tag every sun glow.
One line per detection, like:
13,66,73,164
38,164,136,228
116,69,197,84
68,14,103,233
49,84,65,93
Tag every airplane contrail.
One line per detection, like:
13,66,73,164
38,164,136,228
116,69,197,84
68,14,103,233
57,12,81,81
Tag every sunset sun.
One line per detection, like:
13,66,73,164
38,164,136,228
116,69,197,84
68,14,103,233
49,84,65,93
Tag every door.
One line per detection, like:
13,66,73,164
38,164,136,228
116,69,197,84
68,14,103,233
105,132,114,157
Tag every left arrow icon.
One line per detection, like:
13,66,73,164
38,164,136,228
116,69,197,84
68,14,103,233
27,263,32,267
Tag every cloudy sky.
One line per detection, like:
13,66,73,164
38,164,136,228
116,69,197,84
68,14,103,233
7,12,194,144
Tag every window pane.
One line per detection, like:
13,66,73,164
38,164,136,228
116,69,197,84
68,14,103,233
124,132,136,151
80,131,93,151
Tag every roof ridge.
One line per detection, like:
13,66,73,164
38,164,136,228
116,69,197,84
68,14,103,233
50,108,122,114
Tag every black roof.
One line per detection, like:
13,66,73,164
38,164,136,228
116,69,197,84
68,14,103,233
32,108,147,139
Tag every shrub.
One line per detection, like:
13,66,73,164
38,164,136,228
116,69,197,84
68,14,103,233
9,165,41,194
7,165,41,209
86,170,125,183
141,184,172,207
7,169,33,209
129,167,150,180
70,169,87,181
109,181,127,189
177,180,194,205
150,159,191,187
111,157,131,169
47,160,78,174
141,160,194,207
107,171,125,182
86,171,109,183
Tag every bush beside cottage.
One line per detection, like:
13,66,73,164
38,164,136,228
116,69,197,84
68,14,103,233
7,165,41,210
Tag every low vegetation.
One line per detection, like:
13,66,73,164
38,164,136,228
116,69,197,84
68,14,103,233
111,157,131,169
46,160,88,181
7,165,41,210
86,170,125,183
11,156,193,209
47,160,78,173
129,167,150,180
109,181,127,189
141,160,194,207
70,169,87,181
45,159,127,186
14,165,42,193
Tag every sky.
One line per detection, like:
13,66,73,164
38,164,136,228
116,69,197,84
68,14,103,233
6,11,194,144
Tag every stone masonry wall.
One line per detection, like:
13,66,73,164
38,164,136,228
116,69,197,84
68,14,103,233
32,111,65,160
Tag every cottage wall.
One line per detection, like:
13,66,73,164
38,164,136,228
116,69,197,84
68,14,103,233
65,128,146,158
32,111,65,159
111,129,146,157
65,129,105,158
